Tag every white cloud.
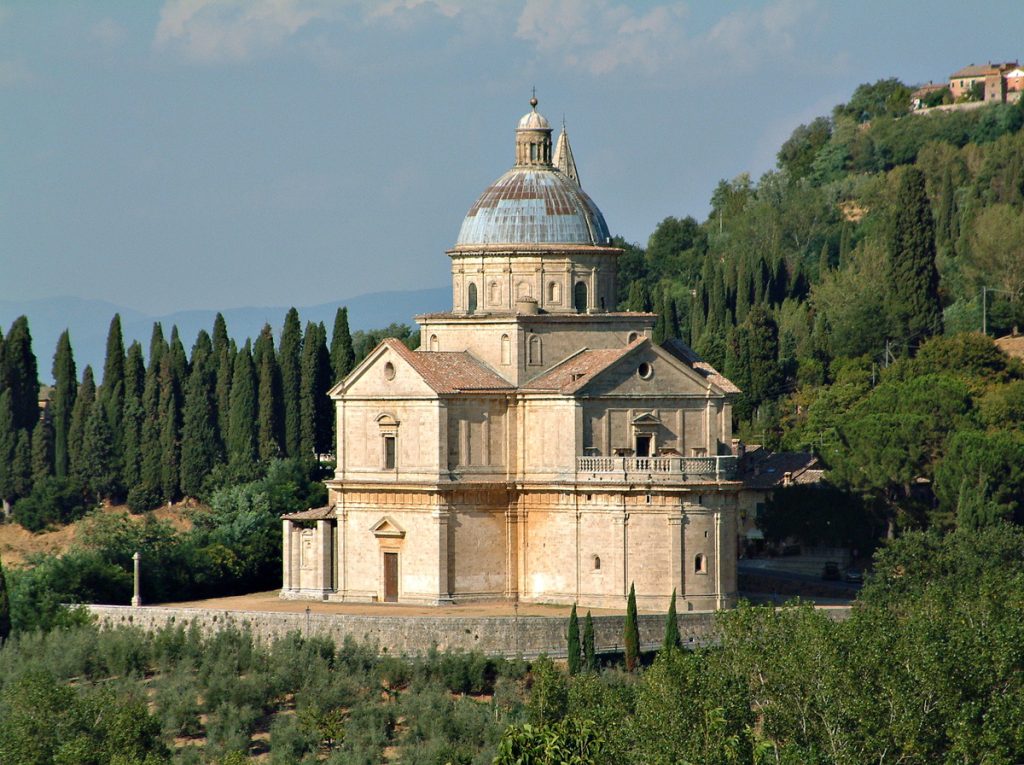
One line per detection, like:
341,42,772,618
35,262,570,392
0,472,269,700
515,0,818,77
516,0,688,75
153,0,483,63
154,0,337,62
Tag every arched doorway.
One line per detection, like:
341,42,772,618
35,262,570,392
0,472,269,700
573,281,588,312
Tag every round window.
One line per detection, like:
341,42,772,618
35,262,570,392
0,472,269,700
637,362,653,379
383,362,396,381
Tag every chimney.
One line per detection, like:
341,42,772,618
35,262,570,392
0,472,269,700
731,438,745,458
783,471,793,487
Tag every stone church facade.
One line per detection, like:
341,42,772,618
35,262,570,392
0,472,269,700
282,98,742,612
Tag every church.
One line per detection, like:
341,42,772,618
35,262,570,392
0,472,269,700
281,98,742,612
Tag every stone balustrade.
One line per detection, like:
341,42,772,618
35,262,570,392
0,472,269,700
576,454,738,482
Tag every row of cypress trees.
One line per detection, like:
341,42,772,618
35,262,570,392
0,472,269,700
0,307,359,515
566,584,681,674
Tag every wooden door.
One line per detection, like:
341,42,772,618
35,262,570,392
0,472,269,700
384,552,399,603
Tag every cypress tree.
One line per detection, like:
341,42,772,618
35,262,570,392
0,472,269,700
99,315,125,457
168,326,189,384
258,349,281,462
78,402,119,500
137,357,163,505
0,554,10,643
839,224,852,269
330,307,355,383
212,313,230,359
624,582,640,671
626,281,653,313
279,308,303,458
652,289,668,344
67,365,96,482
583,611,596,672
147,322,167,372
31,417,53,487
887,166,942,353
189,330,213,380
663,589,681,652
567,604,581,675
124,342,145,402
665,294,680,340
214,342,234,453
0,391,16,511
818,242,831,278
51,330,77,479
158,357,181,502
314,324,334,457
228,341,258,476
300,321,333,462
121,342,146,490
936,165,956,247
1,316,39,432
11,429,31,501
179,362,219,498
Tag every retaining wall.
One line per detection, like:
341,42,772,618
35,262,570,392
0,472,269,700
86,605,729,658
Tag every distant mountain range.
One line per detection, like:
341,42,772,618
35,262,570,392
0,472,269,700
0,286,450,381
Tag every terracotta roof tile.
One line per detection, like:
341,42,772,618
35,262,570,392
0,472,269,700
738,447,823,490
384,339,513,394
282,506,335,521
521,342,640,393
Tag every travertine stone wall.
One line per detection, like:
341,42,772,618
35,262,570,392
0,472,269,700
86,605,851,658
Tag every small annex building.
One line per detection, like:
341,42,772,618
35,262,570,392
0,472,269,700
282,98,743,612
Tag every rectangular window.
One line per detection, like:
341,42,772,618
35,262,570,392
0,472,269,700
384,436,396,470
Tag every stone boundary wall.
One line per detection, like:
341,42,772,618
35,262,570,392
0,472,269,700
86,605,851,659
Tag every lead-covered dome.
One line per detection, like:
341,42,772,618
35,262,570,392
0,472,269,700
455,97,612,247
456,167,611,246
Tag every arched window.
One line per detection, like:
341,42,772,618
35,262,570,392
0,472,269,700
548,282,561,303
528,335,542,365
489,281,500,304
694,554,707,574
500,334,511,365
573,281,588,312
467,283,478,314
517,281,531,299
627,331,639,344
429,334,439,352
593,555,601,571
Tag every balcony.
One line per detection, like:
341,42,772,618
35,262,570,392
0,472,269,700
575,455,738,483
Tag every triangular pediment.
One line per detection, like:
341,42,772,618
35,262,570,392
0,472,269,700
330,339,437,399
370,516,406,539
632,411,661,425
576,343,729,398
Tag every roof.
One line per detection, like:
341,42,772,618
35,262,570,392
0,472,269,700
553,126,579,186
455,167,611,247
950,62,1018,78
994,332,1024,360
738,446,824,490
911,83,945,97
384,339,514,394
521,342,641,393
660,338,741,394
518,106,551,130
282,506,335,521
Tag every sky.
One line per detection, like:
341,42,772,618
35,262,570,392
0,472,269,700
2,0,1022,316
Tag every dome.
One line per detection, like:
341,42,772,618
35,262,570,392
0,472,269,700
455,166,612,246
518,109,551,130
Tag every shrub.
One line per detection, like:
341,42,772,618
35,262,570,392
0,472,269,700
12,477,95,532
